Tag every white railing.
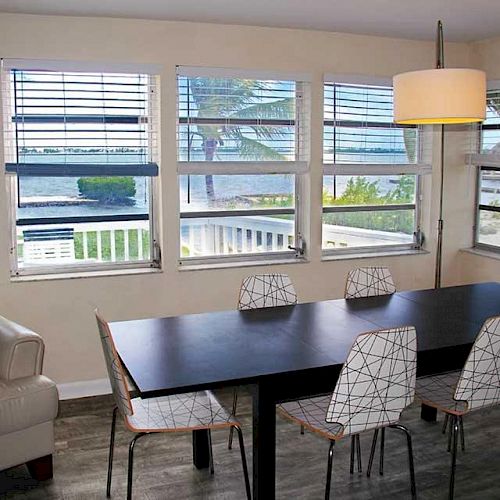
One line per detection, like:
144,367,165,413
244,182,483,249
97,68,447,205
17,219,151,266
17,216,413,267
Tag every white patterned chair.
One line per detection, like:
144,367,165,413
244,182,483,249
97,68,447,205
95,311,251,500
278,325,418,500
238,273,298,310
228,273,298,449
343,266,397,474
345,267,396,299
416,315,500,500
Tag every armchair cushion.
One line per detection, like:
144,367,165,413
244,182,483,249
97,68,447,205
0,375,58,435
0,315,44,380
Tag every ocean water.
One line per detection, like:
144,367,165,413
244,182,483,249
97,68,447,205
15,154,500,219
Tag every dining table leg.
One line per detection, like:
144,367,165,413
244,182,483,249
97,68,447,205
420,403,437,422
252,383,276,500
192,429,210,469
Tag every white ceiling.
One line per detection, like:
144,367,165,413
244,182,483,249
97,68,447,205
0,0,500,42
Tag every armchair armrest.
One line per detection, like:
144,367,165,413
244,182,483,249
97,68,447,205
0,315,44,380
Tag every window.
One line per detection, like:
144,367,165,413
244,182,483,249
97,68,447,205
177,67,309,264
322,79,429,254
2,61,160,276
472,88,500,251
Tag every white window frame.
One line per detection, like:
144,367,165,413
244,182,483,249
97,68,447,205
322,74,431,257
176,66,311,266
2,59,162,277
467,82,500,254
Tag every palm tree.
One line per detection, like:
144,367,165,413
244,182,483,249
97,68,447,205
183,77,294,204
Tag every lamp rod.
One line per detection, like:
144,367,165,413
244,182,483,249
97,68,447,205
436,20,444,69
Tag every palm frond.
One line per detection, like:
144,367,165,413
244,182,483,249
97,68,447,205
237,135,286,161
229,98,294,121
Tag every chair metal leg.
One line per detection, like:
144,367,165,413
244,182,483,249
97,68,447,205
301,424,305,435
228,389,238,450
355,434,362,473
390,425,417,500
447,414,453,452
458,416,465,452
367,429,379,478
127,432,147,500
234,426,251,500
207,429,215,475
442,413,449,435
325,440,335,500
379,428,385,476
350,435,356,474
106,407,118,498
449,416,459,500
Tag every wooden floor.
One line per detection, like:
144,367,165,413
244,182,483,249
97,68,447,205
1,388,499,499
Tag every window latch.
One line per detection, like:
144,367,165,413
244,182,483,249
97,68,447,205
288,233,306,257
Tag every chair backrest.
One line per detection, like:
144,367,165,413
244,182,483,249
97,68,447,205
454,315,500,412
326,325,417,436
345,266,396,299
95,310,133,416
238,273,298,310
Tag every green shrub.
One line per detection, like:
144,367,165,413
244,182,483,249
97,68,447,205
77,177,136,204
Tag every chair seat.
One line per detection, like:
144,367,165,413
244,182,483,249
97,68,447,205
416,371,468,416
278,395,344,440
125,390,238,432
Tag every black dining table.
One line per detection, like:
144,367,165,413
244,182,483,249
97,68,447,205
110,282,500,499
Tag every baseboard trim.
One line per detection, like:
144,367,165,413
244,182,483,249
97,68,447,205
57,378,111,400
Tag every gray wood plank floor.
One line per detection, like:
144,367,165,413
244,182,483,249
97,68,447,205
1,388,499,499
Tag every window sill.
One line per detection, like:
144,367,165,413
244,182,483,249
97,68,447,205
10,266,162,283
460,247,500,261
322,248,429,262
178,257,308,271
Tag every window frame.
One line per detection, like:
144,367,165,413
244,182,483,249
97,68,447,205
321,76,429,257
2,61,162,277
469,84,500,254
474,165,500,253
176,67,311,266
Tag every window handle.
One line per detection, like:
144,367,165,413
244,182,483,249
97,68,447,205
288,233,306,256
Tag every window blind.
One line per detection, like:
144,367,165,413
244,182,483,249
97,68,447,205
177,70,309,172
3,69,159,176
324,82,418,166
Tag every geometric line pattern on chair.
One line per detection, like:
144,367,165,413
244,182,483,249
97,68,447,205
345,267,396,299
278,326,416,438
238,273,298,310
96,311,133,417
455,315,500,412
278,325,417,500
416,371,467,415
127,391,238,432
417,315,500,416
95,311,251,500
415,315,500,500
326,326,417,436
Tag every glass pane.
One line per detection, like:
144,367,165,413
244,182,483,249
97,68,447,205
16,176,151,269
477,209,500,248
323,83,418,164
181,215,294,257
18,176,150,220
479,170,500,206
322,209,414,249
323,175,416,207
180,175,295,212
17,220,151,269
177,76,296,161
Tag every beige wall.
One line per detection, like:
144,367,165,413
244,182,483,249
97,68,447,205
0,13,494,387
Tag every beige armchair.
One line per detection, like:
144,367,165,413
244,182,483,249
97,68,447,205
0,315,59,480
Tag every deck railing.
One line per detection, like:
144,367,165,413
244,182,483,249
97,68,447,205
17,216,412,267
